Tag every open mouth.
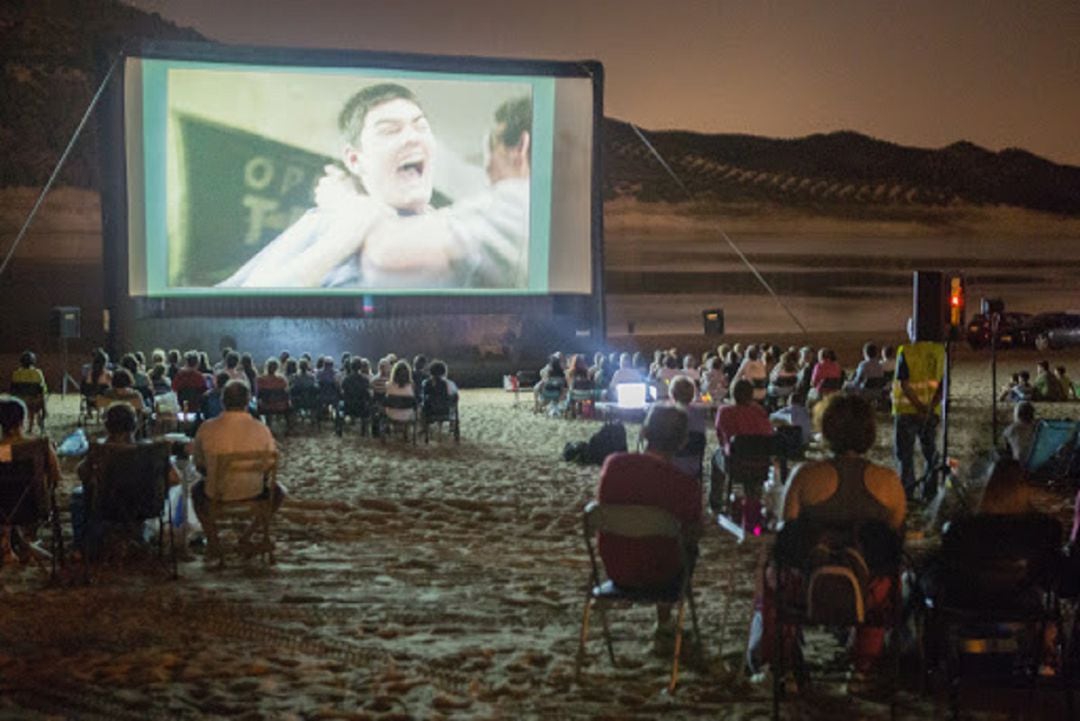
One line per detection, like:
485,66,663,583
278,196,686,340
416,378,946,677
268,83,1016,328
397,159,426,180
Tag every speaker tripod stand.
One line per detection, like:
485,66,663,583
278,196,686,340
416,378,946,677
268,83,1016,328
912,337,971,512
59,337,80,396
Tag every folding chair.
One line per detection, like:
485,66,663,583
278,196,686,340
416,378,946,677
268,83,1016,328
289,384,321,429
772,518,903,720
316,380,342,428
859,375,890,411
921,514,1067,720
174,387,205,434
567,384,596,419
9,382,46,434
421,390,459,444
83,441,177,579
576,500,702,694
711,434,774,542
381,394,418,444
0,439,63,579
336,384,373,438
204,451,278,566
78,381,109,427
766,375,796,411
535,377,567,415
257,386,292,434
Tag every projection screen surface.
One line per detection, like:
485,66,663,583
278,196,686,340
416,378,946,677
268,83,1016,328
124,51,596,297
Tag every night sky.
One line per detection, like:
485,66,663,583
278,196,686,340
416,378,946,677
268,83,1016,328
124,0,1080,166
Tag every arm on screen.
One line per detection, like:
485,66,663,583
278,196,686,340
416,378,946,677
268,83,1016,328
362,212,457,273
241,204,388,287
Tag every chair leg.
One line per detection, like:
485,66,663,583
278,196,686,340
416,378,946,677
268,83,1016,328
669,600,686,694
598,605,617,666
576,597,593,679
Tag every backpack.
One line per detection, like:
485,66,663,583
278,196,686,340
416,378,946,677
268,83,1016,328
805,540,871,625
585,421,627,465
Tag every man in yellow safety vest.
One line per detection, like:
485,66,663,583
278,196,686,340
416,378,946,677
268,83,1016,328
892,318,946,499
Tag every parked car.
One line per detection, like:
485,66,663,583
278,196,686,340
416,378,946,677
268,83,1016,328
1013,312,1080,350
965,312,1031,349
1043,314,1080,350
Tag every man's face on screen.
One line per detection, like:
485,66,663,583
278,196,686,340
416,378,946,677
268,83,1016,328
485,122,528,184
349,98,435,214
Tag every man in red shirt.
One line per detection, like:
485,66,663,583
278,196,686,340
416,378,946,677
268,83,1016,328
711,379,774,519
597,405,703,641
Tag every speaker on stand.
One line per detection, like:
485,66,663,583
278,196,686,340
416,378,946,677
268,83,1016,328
702,308,725,335
50,306,81,396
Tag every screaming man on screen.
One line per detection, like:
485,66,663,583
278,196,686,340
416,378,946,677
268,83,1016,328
218,85,530,290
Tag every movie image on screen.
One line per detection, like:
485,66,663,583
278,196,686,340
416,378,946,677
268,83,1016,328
125,52,596,298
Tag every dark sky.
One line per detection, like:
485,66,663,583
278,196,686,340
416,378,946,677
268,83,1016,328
123,0,1080,166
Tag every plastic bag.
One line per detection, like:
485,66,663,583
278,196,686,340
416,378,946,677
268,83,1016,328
56,427,89,457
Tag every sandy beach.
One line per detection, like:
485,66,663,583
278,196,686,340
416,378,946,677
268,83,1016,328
2,350,1080,720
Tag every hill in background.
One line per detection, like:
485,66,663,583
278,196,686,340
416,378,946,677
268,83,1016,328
2,0,1079,219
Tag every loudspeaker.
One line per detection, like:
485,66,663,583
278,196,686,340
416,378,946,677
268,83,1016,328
702,308,725,335
912,271,946,342
50,306,81,339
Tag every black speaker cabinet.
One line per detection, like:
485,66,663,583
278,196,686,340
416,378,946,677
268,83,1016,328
912,271,946,342
50,306,81,340
702,308,725,335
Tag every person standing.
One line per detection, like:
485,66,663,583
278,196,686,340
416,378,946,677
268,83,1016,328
891,318,946,499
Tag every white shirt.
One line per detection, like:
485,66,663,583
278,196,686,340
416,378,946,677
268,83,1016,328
194,410,277,501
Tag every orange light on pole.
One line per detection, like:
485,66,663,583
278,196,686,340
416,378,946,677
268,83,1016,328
948,275,965,330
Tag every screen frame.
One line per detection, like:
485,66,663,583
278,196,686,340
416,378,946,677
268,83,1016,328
102,39,604,327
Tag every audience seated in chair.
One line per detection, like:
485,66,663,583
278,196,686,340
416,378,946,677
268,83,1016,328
534,355,567,414
808,348,843,405
382,360,418,441
338,357,373,435
10,350,47,434
766,350,799,411
668,375,706,479
844,342,885,400
1033,359,1068,401
1001,401,1037,463
103,369,146,424
596,404,703,654
921,459,1065,688
421,360,459,442
71,403,180,561
711,379,774,520
733,346,768,404
746,393,906,680
0,395,61,567
769,390,812,449
192,381,285,563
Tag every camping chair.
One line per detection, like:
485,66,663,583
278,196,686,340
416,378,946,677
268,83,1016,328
83,441,177,579
772,518,903,720
1023,419,1079,484
0,439,63,578
857,375,890,411
576,500,702,695
9,382,46,434
257,386,292,434
336,383,373,438
920,514,1067,720
421,388,459,444
711,434,775,542
204,451,278,566
380,394,418,443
